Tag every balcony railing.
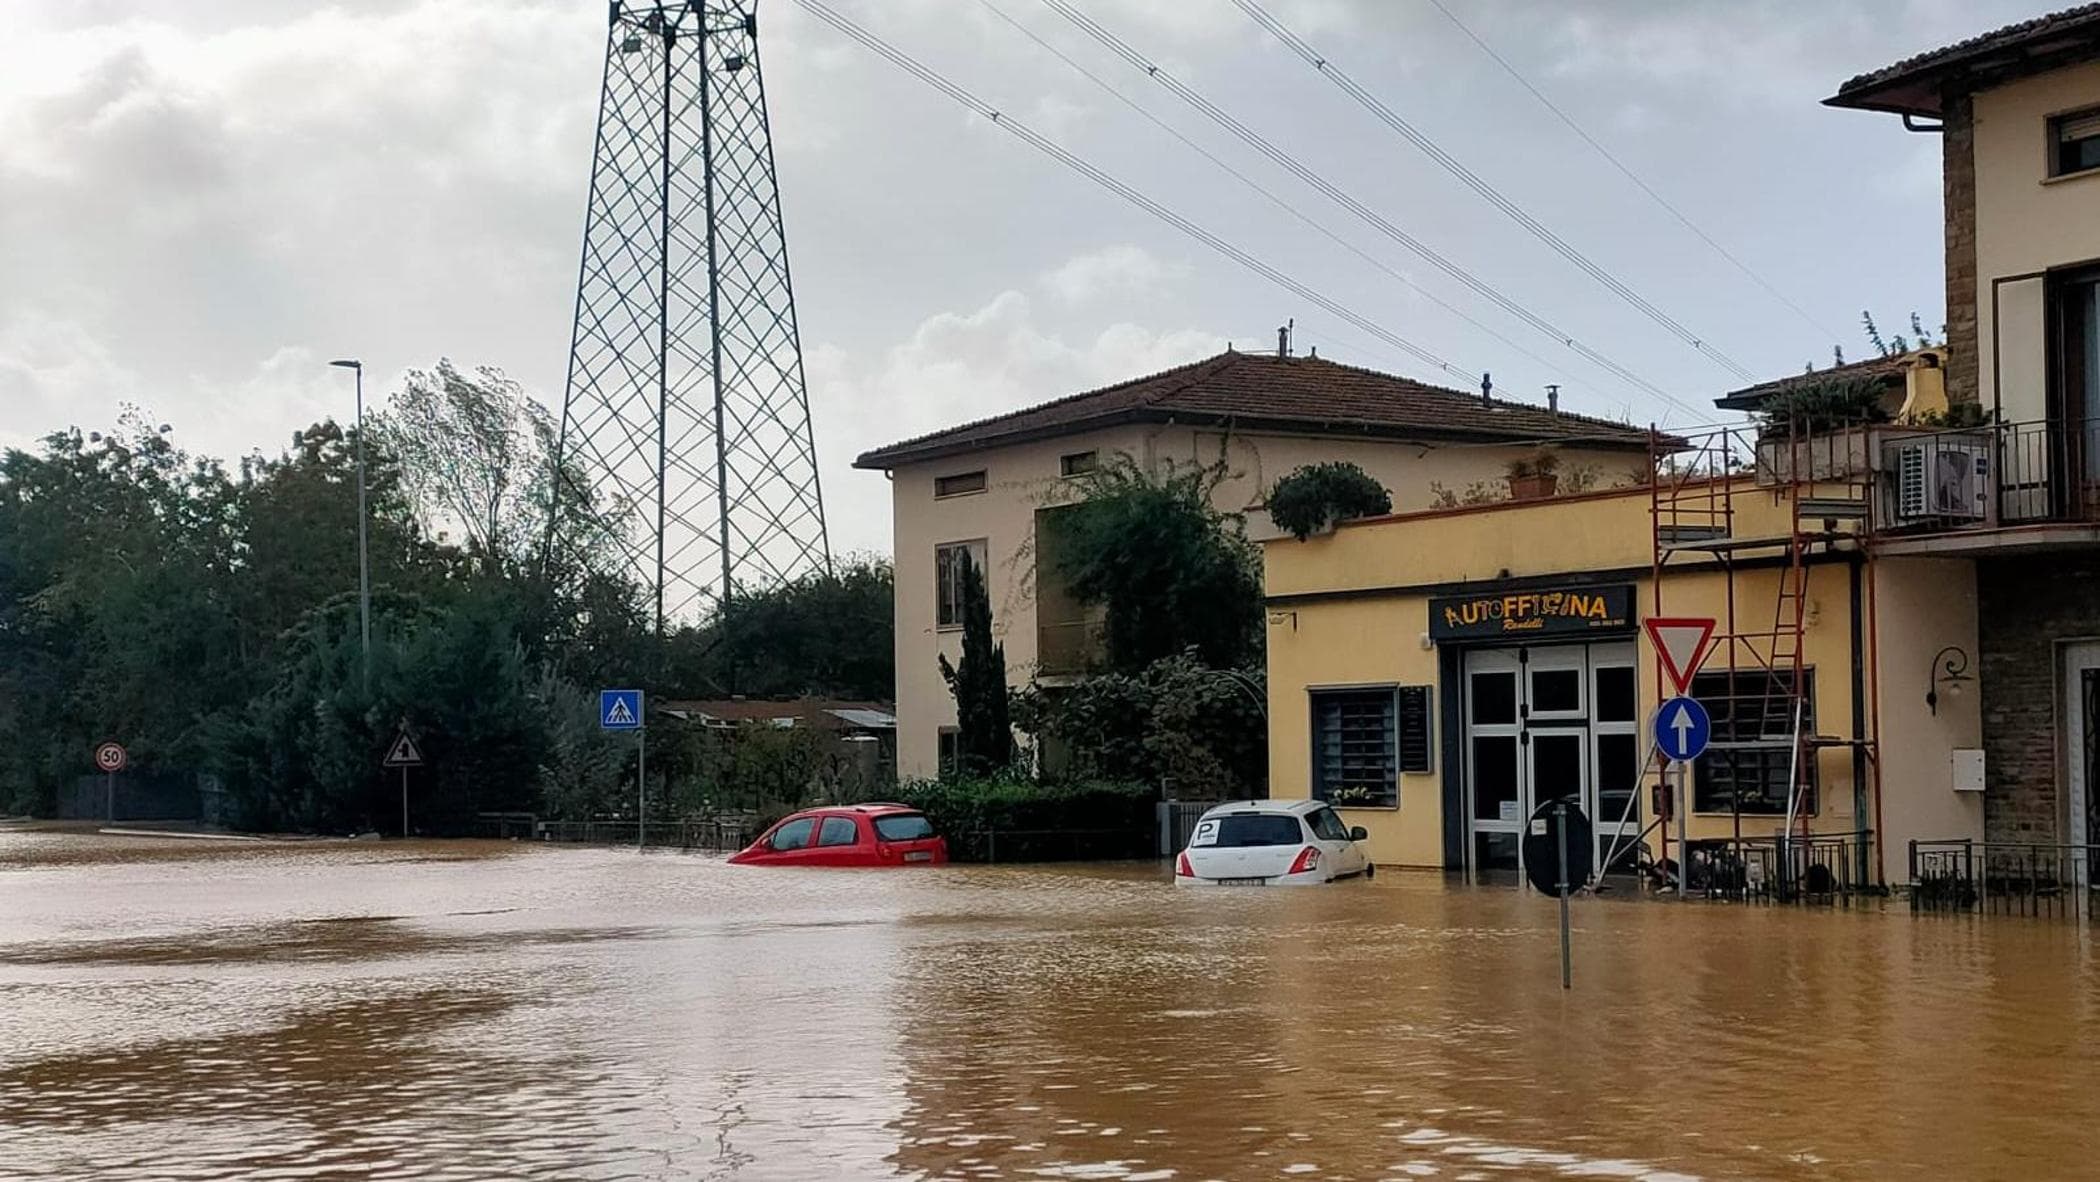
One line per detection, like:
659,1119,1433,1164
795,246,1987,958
1876,418,2100,534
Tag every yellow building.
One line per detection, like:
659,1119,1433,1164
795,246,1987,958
1262,438,1980,888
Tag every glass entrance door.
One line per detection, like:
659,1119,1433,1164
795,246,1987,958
1463,641,1640,879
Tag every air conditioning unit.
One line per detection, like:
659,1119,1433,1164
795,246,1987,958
1893,440,1990,523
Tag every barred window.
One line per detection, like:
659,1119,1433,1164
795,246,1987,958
1312,689,1397,807
1691,668,1817,815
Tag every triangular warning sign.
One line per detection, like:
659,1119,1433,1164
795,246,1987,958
1645,617,1717,696
383,731,424,767
604,698,636,727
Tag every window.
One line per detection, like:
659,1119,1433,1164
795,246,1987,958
874,813,936,841
935,540,987,629
937,727,960,776
1690,668,1817,815
934,469,987,498
768,817,816,851
1207,813,1304,846
1307,807,1351,841
2053,106,2100,177
1059,450,1098,477
816,816,860,847
1311,688,1398,807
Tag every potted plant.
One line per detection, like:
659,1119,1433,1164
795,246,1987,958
1264,461,1394,540
1753,375,1892,485
1505,451,1561,500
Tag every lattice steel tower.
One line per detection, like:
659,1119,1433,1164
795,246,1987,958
555,1,829,628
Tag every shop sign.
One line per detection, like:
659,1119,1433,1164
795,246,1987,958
1429,584,1635,642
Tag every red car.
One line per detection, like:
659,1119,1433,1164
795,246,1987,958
727,804,950,868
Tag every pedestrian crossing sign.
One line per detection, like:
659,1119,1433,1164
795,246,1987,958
600,689,643,731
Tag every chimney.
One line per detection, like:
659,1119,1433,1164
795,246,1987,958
1480,371,1493,407
1277,319,1293,358
1546,384,1560,416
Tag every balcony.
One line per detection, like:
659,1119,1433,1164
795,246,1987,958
1872,419,2100,549
1036,615,1107,678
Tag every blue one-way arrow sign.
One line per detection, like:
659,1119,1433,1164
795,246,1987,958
599,689,643,731
1654,696,1711,763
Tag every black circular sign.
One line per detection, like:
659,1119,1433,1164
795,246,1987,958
1522,796,1593,895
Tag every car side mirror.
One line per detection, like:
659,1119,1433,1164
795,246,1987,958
1348,826,1369,842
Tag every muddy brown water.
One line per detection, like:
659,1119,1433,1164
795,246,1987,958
4,832,2099,1180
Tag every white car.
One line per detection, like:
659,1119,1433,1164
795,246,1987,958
1175,799,1373,886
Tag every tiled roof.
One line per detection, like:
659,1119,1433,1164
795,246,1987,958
853,350,1650,469
1711,350,1920,412
659,699,895,729
1827,4,2100,116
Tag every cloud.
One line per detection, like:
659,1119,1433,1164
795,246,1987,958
1040,244,1182,306
807,289,1223,551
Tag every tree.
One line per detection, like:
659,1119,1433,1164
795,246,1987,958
665,556,894,700
1012,651,1264,795
1048,456,1262,673
378,360,556,564
937,550,1010,775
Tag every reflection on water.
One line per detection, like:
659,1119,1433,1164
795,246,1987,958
3,830,2099,1179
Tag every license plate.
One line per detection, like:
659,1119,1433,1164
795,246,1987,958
904,850,933,863
1216,877,1265,886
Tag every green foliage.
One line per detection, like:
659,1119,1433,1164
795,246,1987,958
1899,402,1995,429
1010,651,1265,796
937,550,1011,775
667,556,894,700
1757,375,1891,436
1265,461,1393,540
1428,480,1505,508
1505,450,1562,480
1048,456,1262,673
881,774,1156,862
0,369,897,829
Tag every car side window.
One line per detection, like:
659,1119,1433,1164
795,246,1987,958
768,817,816,851
816,816,860,847
1309,808,1351,842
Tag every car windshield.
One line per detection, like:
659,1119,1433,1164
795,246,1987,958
873,813,935,841
1208,813,1304,847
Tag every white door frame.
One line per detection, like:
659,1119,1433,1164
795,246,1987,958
1464,649,1524,871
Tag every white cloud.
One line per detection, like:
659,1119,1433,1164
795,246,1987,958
1040,244,1181,306
807,289,1223,551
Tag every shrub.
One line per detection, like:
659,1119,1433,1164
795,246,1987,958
1265,462,1393,540
884,775,1157,862
1757,375,1890,436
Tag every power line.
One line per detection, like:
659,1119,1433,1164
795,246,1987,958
972,0,1624,413
1233,0,1757,383
1035,0,1707,420
1424,0,1840,341
793,0,1475,385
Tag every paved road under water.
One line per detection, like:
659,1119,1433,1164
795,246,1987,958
4,832,2099,1180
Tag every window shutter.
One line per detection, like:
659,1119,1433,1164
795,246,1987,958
2059,110,2100,143
1397,686,1433,773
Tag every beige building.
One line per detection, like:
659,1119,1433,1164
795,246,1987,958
1829,7,2100,852
854,348,1653,780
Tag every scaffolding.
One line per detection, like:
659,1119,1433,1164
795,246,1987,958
1647,419,1881,898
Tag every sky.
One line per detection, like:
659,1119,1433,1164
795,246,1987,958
0,0,2049,559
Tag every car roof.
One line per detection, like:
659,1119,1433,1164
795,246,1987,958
1197,799,1319,818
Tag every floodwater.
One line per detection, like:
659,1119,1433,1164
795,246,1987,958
4,834,2100,1181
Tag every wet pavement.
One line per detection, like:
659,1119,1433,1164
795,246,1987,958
4,830,2099,1180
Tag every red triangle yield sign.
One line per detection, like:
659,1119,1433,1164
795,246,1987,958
1645,617,1717,696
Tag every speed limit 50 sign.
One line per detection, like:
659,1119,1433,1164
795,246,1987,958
93,741,128,774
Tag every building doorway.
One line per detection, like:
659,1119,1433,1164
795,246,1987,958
1463,641,1640,879
2066,642,2100,855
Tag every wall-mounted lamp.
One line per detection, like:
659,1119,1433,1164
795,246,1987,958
1926,644,1971,715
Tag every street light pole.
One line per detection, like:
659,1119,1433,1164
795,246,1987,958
330,359,372,690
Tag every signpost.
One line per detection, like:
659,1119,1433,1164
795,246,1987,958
1524,796,1592,990
93,741,127,823
600,689,645,849
383,726,424,837
1645,617,1717,900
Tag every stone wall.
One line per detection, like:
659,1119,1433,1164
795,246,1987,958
1976,553,2100,842
1942,93,1979,406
